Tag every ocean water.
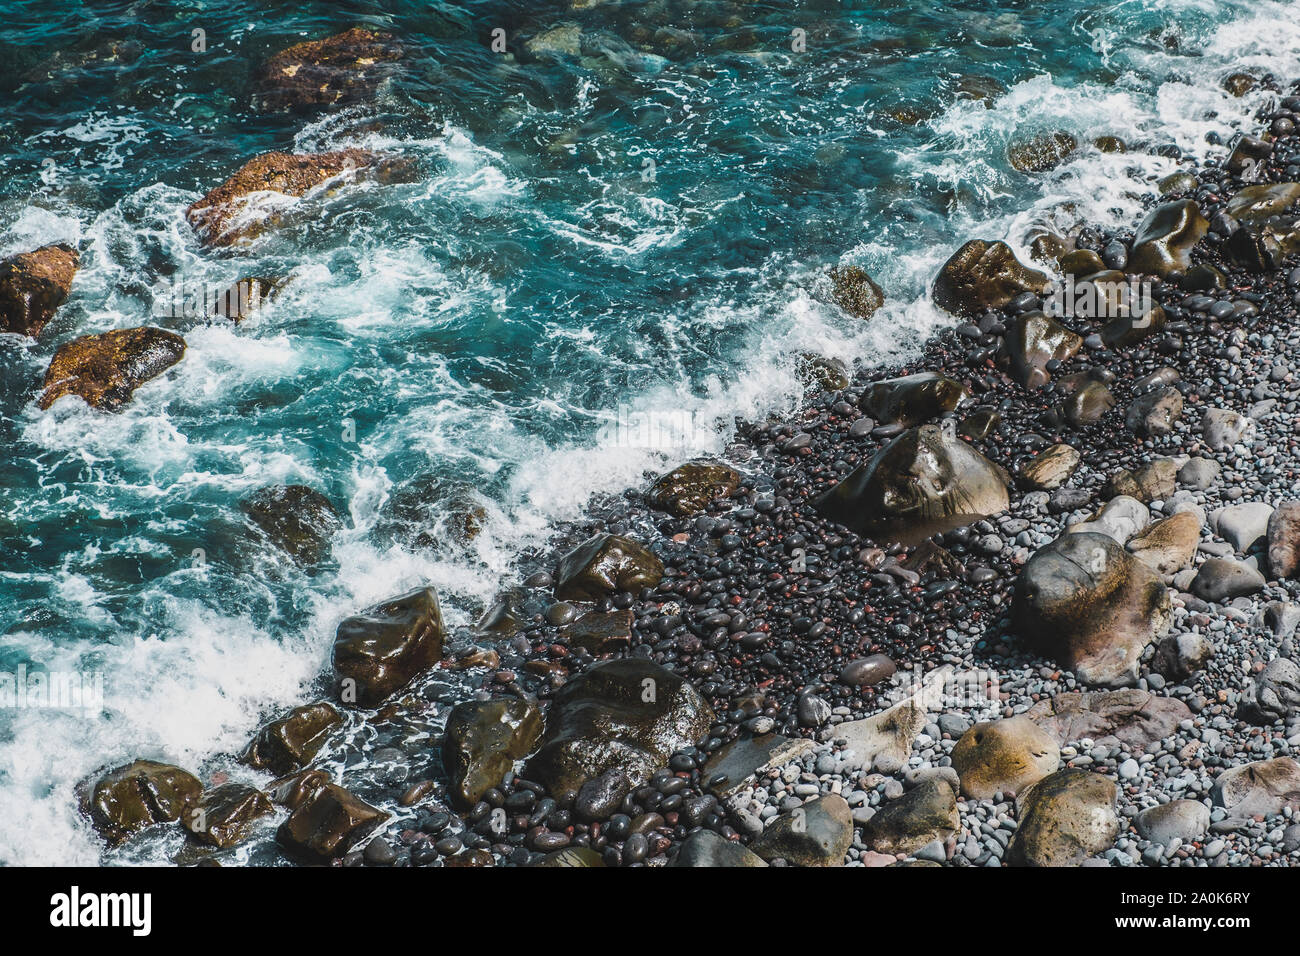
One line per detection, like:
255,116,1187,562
1,0,1299,865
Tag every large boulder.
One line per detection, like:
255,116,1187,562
1006,310,1081,388
276,782,388,863
858,372,968,426
186,149,410,247
750,793,854,866
1007,769,1119,867
553,533,663,601
183,784,274,849
646,461,740,517
1024,689,1190,752
860,778,959,856
81,759,202,844
254,28,403,112
1211,758,1300,818
1134,800,1210,844
241,484,342,567
1238,658,1300,725
442,698,543,809
1013,532,1171,687
950,716,1059,800
242,702,342,776
932,239,1051,316
525,659,713,796
815,423,1009,544
1127,200,1208,277
333,587,445,707
0,243,78,338
38,327,185,411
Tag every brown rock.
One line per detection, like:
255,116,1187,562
39,327,185,411
333,587,445,707
932,239,1051,317
1104,458,1177,503
553,533,663,602
442,698,543,809
276,782,388,863
827,265,885,319
950,717,1059,800
1013,532,1171,687
242,484,342,567
0,243,78,338
1025,688,1191,752
1211,758,1300,818
267,768,331,812
1017,444,1080,491
184,784,274,849
859,372,969,426
561,608,633,655
81,759,202,844
1007,769,1119,866
1128,511,1200,578
1267,501,1300,579
186,149,409,247
860,778,959,855
1128,200,1208,278
646,461,740,516
254,28,403,112
242,702,342,776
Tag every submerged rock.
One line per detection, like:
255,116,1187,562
1013,532,1171,686
858,372,968,426
333,587,445,707
932,239,1051,316
81,759,202,844
242,484,342,567
442,698,543,809
38,326,185,411
242,702,342,776
1007,769,1118,866
525,658,714,795
254,28,403,112
646,461,740,516
553,533,664,601
186,149,409,247
815,423,1009,544
1007,131,1077,173
0,243,79,338
1127,199,1208,278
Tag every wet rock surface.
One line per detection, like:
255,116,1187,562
38,326,185,411
0,243,78,338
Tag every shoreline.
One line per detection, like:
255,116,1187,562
43,50,1300,867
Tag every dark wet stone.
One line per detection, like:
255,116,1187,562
183,783,274,849
553,533,664,601
670,829,768,867
932,239,1051,316
242,484,342,567
1128,200,1208,278
1007,131,1077,173
859,372,969,426
276,783,389,864
242,702,342,776
1007,310,1082,388
526,658,714,796
333,587,445,707
561,608,633,655
816,423,1009,544
253,28,403,112
442,697,543,809
839,654,897,687
81,759,202,844
647,461,740,517
827,264,885,320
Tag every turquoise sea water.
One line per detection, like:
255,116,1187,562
1,0,1298,863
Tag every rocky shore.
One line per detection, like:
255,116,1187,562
19,31,1300,867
